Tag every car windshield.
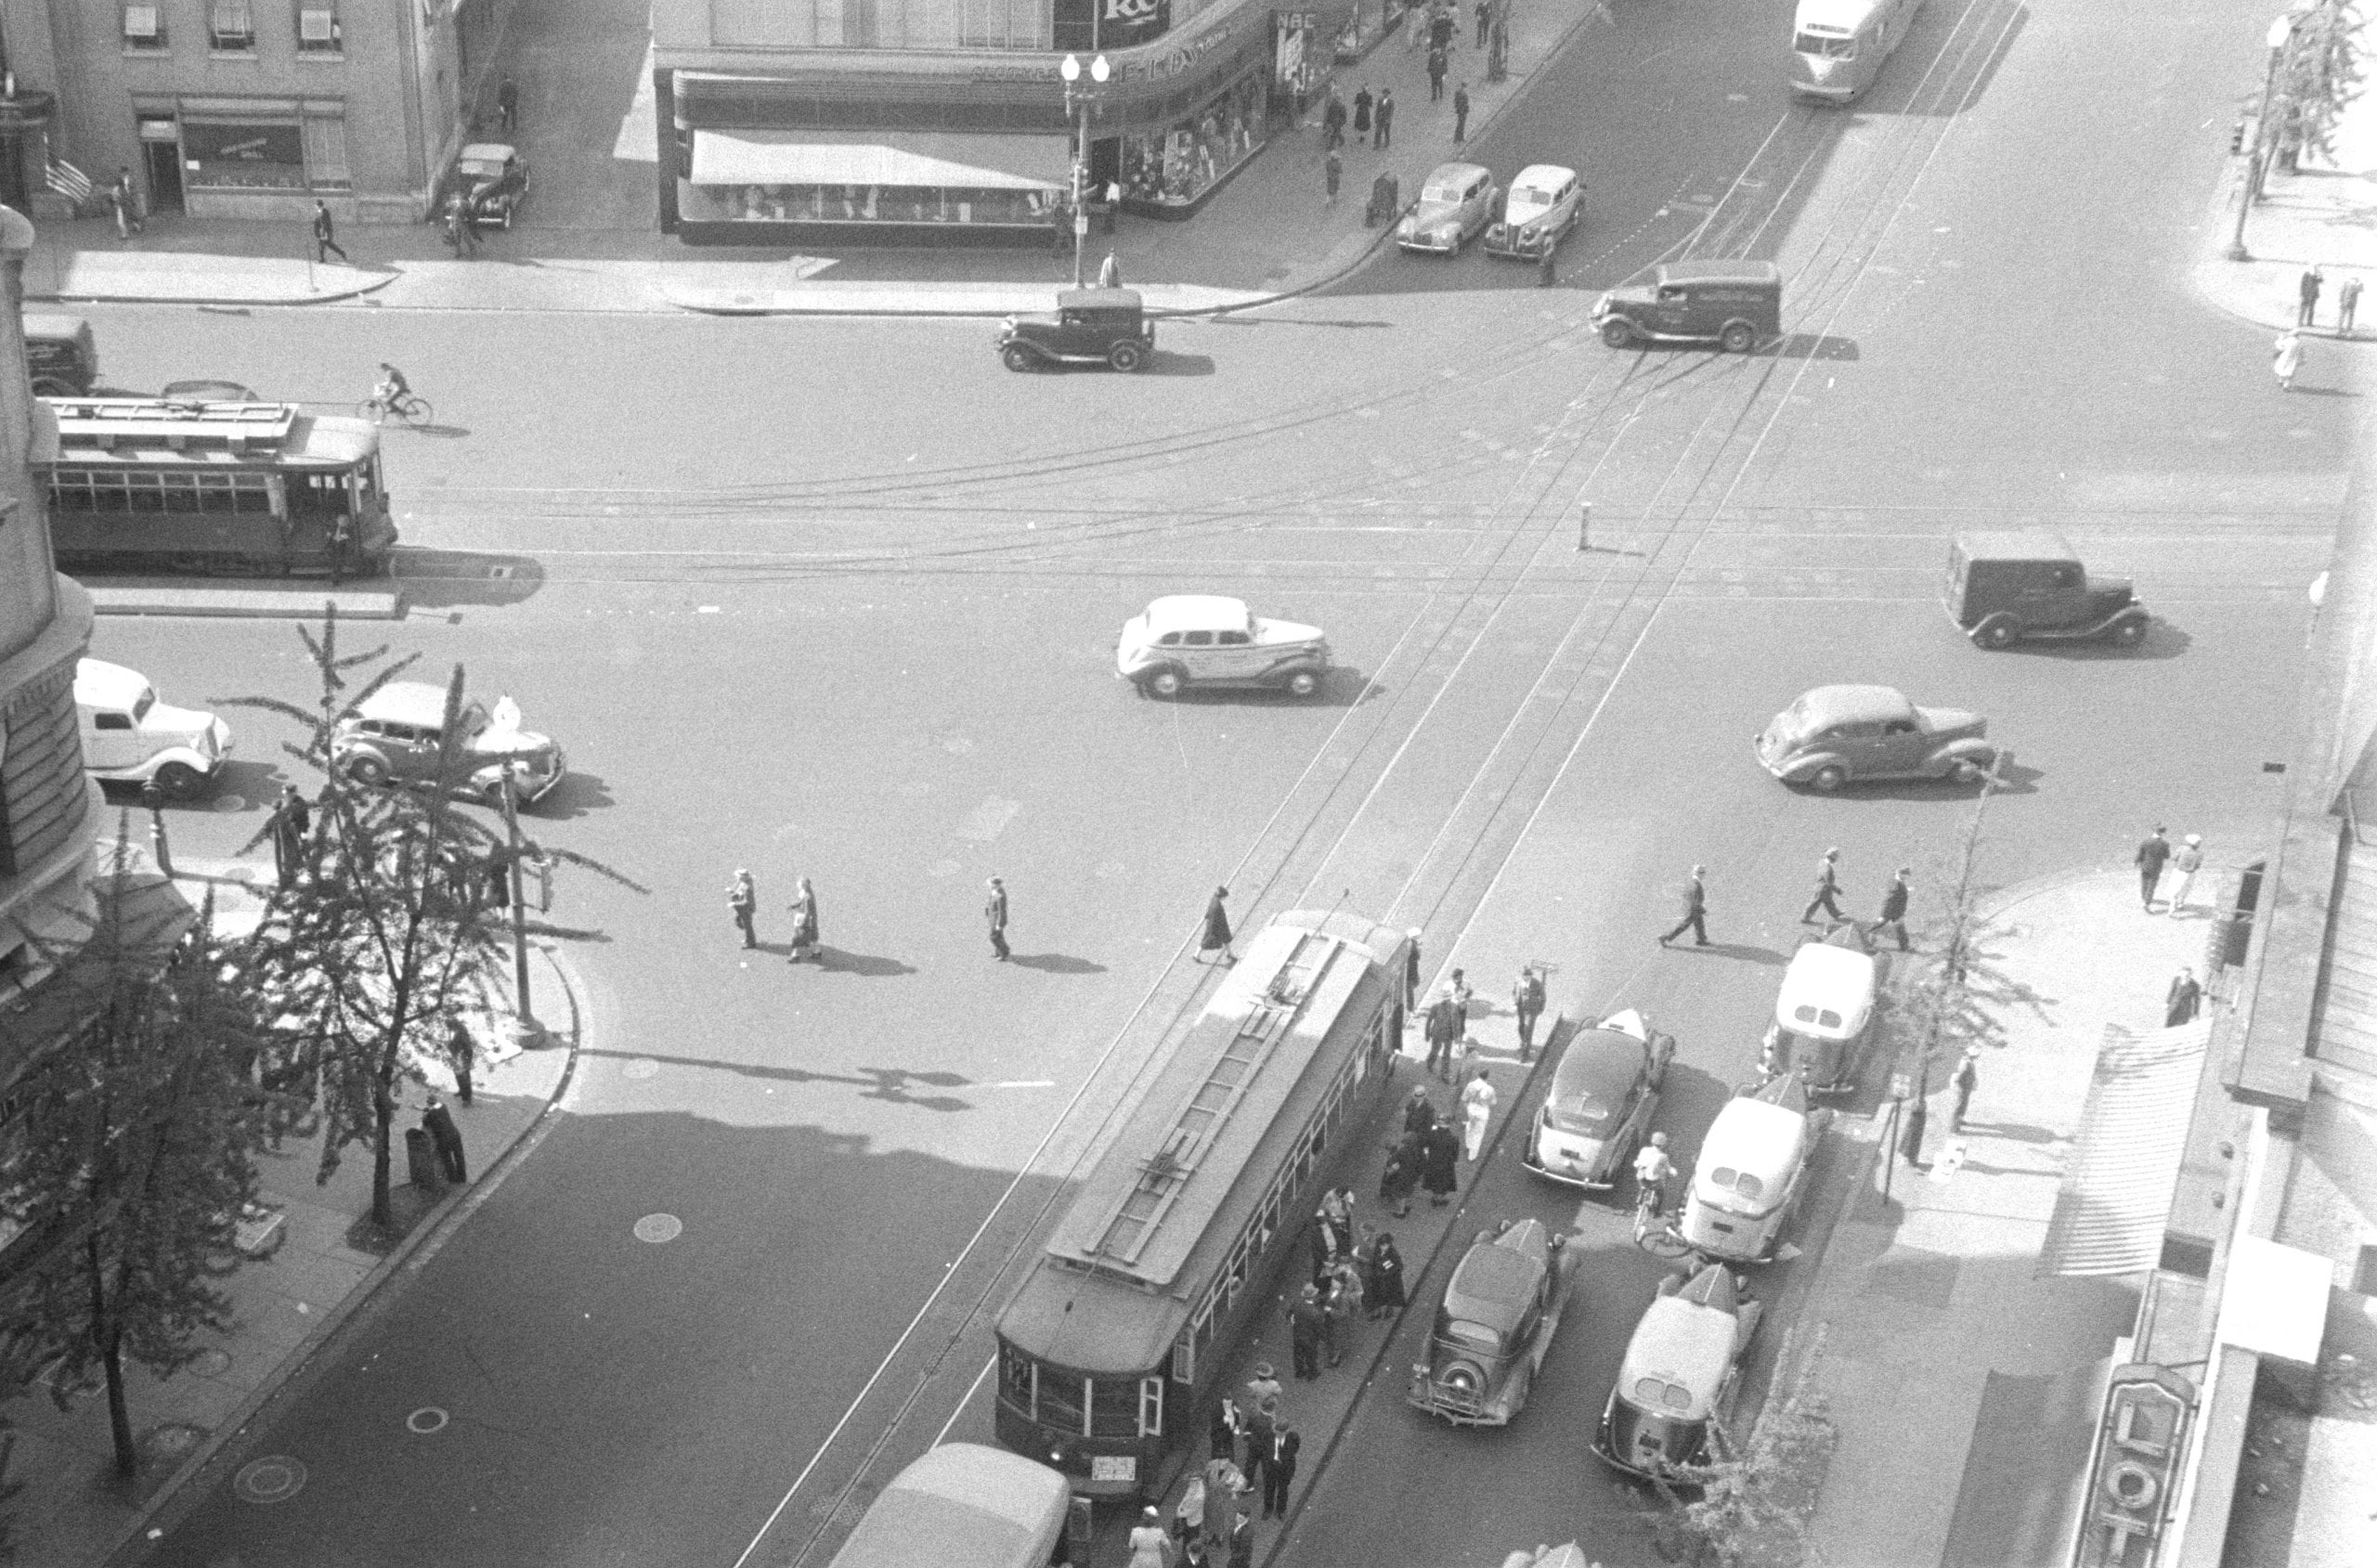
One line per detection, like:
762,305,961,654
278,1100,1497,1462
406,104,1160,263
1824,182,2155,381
1548,1094,1614,1136
1795,30,1856,57
1510,187,1552,215
460,158,503,178
1422,181,1462,203
1445,1320,1502,1355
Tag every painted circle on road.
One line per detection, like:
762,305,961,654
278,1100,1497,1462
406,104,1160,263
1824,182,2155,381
407,1406,450,1434
234,1456,307,1504
634,1212,683,1244
621,1058,658,1081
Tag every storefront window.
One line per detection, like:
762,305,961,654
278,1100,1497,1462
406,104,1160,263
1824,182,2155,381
1119,70,1261,209
681,179,1056,227
182,122,305,190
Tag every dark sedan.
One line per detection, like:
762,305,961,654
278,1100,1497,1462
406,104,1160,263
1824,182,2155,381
455,143,530,227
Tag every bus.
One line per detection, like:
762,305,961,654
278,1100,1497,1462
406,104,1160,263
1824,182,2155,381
993,910,1411,1501
36,397,398,578
1789,0,1920,102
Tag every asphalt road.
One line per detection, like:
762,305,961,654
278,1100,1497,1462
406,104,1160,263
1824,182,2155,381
88,0,2350,1562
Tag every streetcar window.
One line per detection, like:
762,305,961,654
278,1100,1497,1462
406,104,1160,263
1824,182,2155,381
1038,1373,1085,1436
1139,1377,1164,1437
1090,1377,1139,1438
999,1345,1037,1419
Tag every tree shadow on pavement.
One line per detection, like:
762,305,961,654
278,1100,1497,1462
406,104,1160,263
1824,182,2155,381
1664,940,1790,965
1007,952,1108,974
530,771,614,820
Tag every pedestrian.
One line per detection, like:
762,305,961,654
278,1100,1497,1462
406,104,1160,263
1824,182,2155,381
1353,84,1373,141
1403,1084,1436,1136
422,1094,467,1183
498,72,520,132
442,199,466,257
460,199,485,255
1098,250,1124,288
1103,177,1123,234
1448,966,1474,1045
2136,825,2172,912
1208,1393,1240,1463
1380,1129,1421,1216
312,200,349,264
1287,1283,1326,1379
2275,328,2305,391
1244,1363,1282,1415
984,875,1012,960
728,868,758,948
1420,1118,1460,1205
1240,1391,1277,1490
1951,1048,1979,1131
2166,834,2204,916
1899,1095,1927,1168
2340,273,2363,334
1539,238,1558,288
1261,1421,1299,1519
1659,864,1710,947
1366,1230,1407,1315
1325,148,1343,204
1199,886,1236,963
1874,867,1912,952
1322,90,1347,149
1322,1261,1358,1366
1226,1508,1253,1568
1802,848,1846,925
1128,1505,1174,1568
1427,45,1448,101
1201,1454,1244,1551
270,787,304,888
787,875,819,963
1375,88,1396,148
109,175,131,241
1475,0,1490,45
1306,1205,1340,1287
2165,965,2202,1027
1403,929,1423,1010
2299,265,2322,328
1423,989,1461,1078
1512,964,1545,1059
114,166,143,237
447,1015,475,1105
1460,1067,1496,1160
1452,82,1470,142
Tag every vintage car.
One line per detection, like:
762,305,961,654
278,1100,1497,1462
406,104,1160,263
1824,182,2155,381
330,682,567,807
1677,1075,1817,1265
1485,164,1582,259
1593,1263,1765,1484
1591,260,1782,352
455,143,532,227
1114,594,1331,698
1760,928,1877,1095
826,1444,1070,1568
24,313,97,396
1397,162,1500,254
1408,1216,1579,1426
1944,530,2150,650
997,288,1155,372
1522,1007,1675,1190
1754,683,1994,792
74,658,234,801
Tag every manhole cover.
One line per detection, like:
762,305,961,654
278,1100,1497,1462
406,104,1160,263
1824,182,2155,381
407,1406,450,1434
634,1213,683,1244
234,1456,308,1504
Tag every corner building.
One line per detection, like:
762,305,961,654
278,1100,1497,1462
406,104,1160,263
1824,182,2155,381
651,0,1337,243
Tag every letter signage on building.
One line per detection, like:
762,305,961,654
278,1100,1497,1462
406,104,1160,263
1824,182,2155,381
2073,1367,2195,1568
1055,0,1168,49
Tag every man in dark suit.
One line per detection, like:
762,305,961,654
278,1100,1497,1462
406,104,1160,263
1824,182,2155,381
422,1095,467,1183
1261,1422,1300,1519
1801,848,1845,925
2136,825,2171,912
1658,865,1709,947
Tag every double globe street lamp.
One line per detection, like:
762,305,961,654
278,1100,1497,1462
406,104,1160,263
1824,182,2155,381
1059,51,1111,290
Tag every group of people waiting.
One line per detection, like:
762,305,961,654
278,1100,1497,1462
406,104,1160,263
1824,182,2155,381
1379,1077,1492,1215
1284,1186,1409,1380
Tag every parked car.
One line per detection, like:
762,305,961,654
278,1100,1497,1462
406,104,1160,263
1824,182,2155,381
1591,260,1782,352
1592,1262,1764,1484
1522,1007,1674,1189
1397,162,1500,254
1761,928,1877,1095
1485,164,1582,259
161,379,262,403
455,143,531,227
1407,1216,1579,1426
1945,530,2150,649
74,658,234,801
1114,594,1331,698
998,288,1155,372
330,682,566,807
1754,683,1994,792
1676,1075,1817,1265
24,313,97,395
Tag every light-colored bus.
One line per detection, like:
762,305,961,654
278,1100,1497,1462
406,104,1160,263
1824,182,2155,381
1789,0,1920,102
827,1444,1071,1568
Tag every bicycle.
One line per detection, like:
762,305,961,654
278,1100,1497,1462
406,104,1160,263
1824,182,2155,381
357,390,435,427
1632,1173,1695,1259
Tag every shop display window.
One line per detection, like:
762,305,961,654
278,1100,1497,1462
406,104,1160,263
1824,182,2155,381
682,180,1057,227
1119,71,1262,209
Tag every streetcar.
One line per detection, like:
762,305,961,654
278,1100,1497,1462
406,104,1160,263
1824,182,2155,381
993,910,1412,1501
1789,0,1920,102
37,397,398,577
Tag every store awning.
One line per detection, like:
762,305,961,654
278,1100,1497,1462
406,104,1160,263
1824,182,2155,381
688,129,1069,191
1938,1356,2111,1568
2215,1235,2332,1365
2037,1018,2213,1277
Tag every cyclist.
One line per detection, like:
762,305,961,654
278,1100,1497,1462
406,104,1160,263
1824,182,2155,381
1632,1132,1675,1220
372,362,410,412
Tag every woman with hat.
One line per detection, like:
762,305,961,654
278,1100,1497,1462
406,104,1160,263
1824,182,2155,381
1199,886,1235,964
1130,1503,1176,1567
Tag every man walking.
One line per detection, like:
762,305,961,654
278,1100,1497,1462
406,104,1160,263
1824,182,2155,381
1287,1284,1326,1380
422,1095,468,1183
1658,864,1709,947
1375,89,1396,149
1801,848,1846,926
1260,1422,1299,1520
1322,89,1347,149
1512,964,1545,1059
1951,1048,1980,1131
2165,834,2204,916
2165,965,2202,1027
447,1015,476,1106
1451,82,1471,143
1475,0,1490,45
1423,988,1461,1079
986,875,1011,960
2340,273,2364,335
728,868,758,948
1426,45,1448,102
1899,1095,1928,1168
2299,265,2323,328
312,200,349,263
498,73,520,132
2136,825,2172,912
1873,867,1912,952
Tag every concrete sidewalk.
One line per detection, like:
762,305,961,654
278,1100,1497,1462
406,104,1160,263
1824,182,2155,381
0,852,587,1568
19,0,1604,317
1800,864,2221,1568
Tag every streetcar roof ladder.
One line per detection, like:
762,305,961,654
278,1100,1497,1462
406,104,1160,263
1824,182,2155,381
1075,929,1339,1279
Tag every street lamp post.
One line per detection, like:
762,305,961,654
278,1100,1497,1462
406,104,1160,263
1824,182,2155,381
2228,11,2300,262
1059,51,1111,290
498,763,548,1050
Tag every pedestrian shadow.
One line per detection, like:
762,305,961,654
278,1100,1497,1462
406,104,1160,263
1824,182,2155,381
855,1066,973,1112
810,946,919,978
1664,940,1790,965
1007,952,1108,974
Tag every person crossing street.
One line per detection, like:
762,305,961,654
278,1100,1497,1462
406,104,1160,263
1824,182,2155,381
1659,864,1709,947
1801,848,1846,925
985,875,1011,960
728,869,758,949
1873,867,1912,951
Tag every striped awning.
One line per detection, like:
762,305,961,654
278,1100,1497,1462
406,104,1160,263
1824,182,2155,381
2036,1018,2213,1277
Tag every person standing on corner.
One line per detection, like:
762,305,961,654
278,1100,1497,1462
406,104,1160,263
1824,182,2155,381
1801,847,1846,925
1098,250,1124,289
2299,264,2323,328
1659,864,1709,947
422,1095,467,1183
1951,1048,1980,1132
1353,84,1373,145
1898,1094,1928,1168
728,868,758,949
312,200,349,263
1261,1421,1299,1520
1460,1066,1496,1161
1512,964,1545,1060
1873,867,1912,952
2135,824,2171,912
985,875,1011,960
2339,272,2363,335
1199,886,1236,964
447,1014,475,1106
1287,1283,1326,1380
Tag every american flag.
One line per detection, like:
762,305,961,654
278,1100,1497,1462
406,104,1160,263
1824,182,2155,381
44,160,93,204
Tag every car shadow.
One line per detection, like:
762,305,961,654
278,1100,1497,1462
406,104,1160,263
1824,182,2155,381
526,771,613,821
1795,758,2044,801
1143,669,1368,709
810,946,920,978
1007,952,1109,974
2009,622,2192,663
395,551,549,609
1142,352,1216,377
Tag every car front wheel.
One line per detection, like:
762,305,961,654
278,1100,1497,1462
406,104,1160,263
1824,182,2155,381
151,761,207,801
1284,668,1320,698
1974,614,2020,649
1001,344,1037,373
1144,667,1186,699
1109,341,1147,373
1809,764,1847,793
1721,321,1757,354
1600,319,1636,348
342,754,391,786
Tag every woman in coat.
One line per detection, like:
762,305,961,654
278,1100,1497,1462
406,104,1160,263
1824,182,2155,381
787,877,820,963
1129,1505,1175,1568
1367,1232,1407,1315
1379,1130,1421,1216
1199,886,1235,964
1420,1120,1461,1205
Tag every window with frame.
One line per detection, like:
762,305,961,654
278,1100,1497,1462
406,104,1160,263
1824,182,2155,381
211,0,256,49
998,1344,1038,1417
301,116,351,188
296,0,342,49
123,3,166,46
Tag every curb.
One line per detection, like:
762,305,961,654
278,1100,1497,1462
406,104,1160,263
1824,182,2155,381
25,271,398,309
97,942,587,1568
2189,157,2376,343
